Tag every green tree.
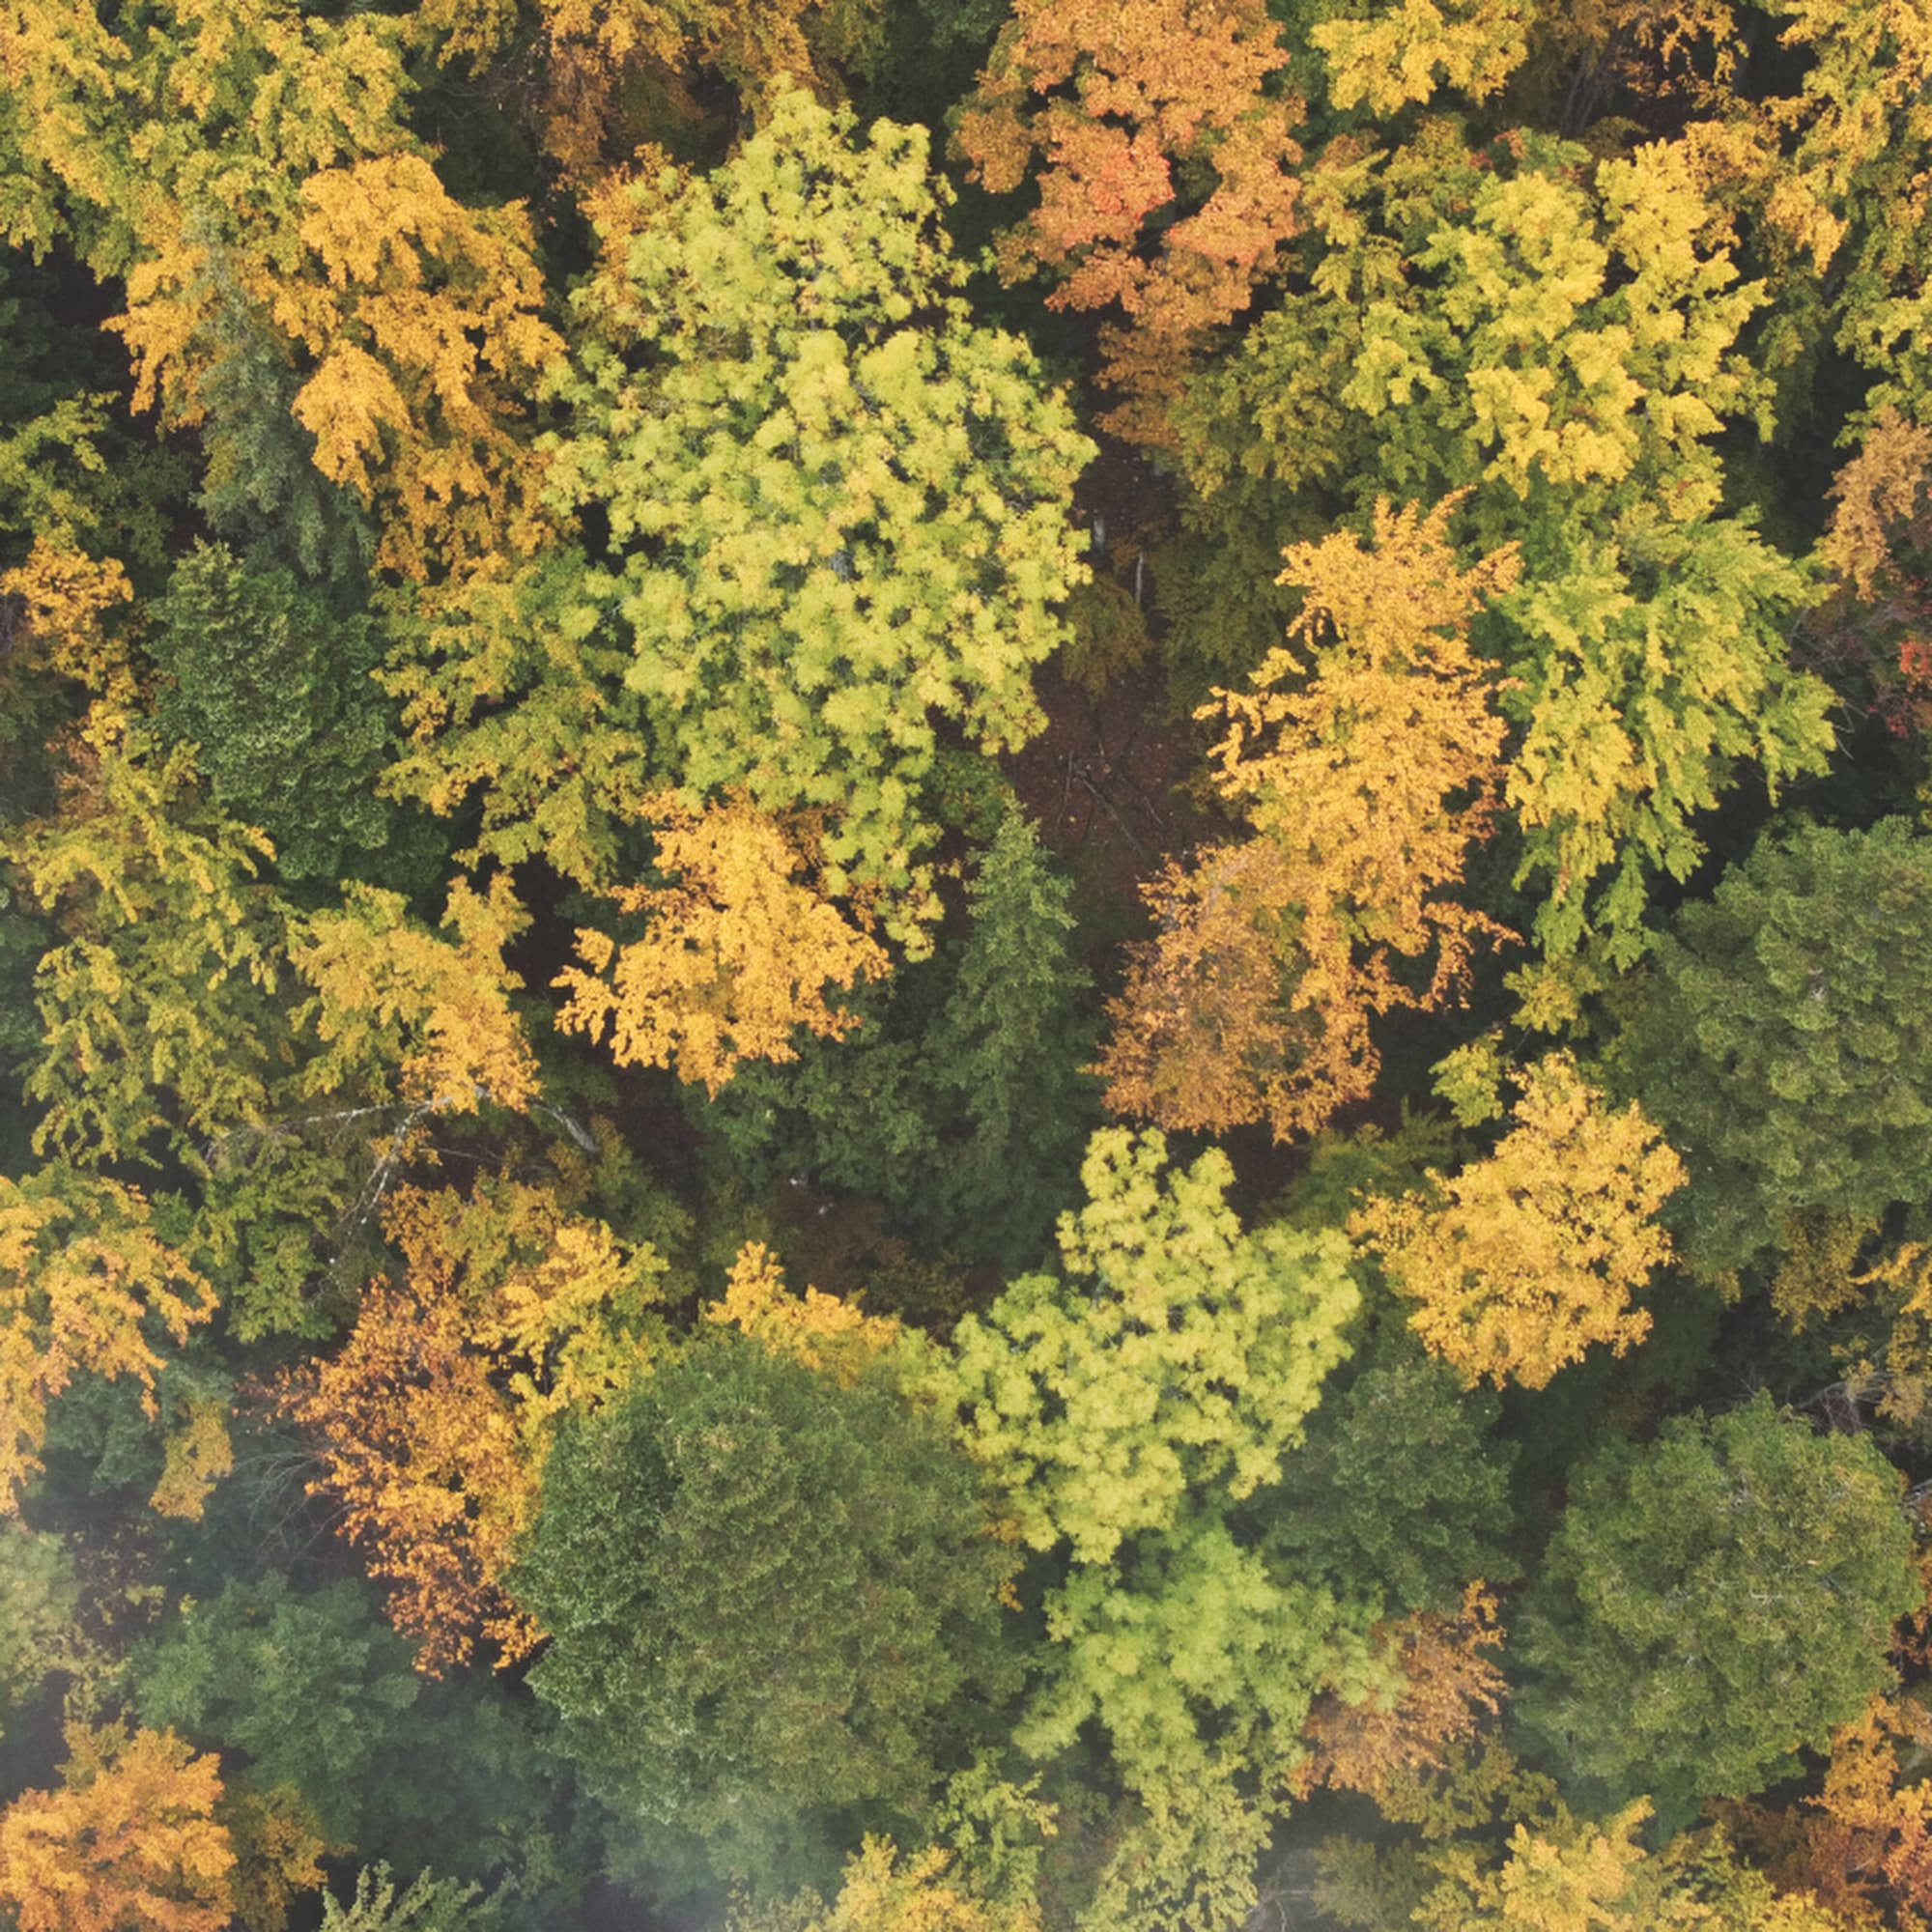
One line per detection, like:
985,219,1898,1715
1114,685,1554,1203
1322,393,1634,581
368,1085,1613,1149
130,1577,579,1906
510,1337,1019,1893
320,1866,493,1932
1617,817,1932,1277
391,88,1092,944
943,1130,1366,1932
699,804,1098,1265
1261,1339,1518,1617
1515,1393,1918,1826
149,543,431,889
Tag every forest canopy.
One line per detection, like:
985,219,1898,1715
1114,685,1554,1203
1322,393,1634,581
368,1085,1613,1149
3,4,1932,1932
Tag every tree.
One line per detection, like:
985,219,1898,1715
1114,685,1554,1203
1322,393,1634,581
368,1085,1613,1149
1098,497,1516,1141
0,1722,234,1932
1351,1054,1685,1389
1262,1341,1519,1616
942,1130,1365,1932
553,793,888,1095
1515,1394,1919,1825
318,1865,490,1932
728,1837,1040,1932
393,87,1090,944
511,1338,1019,1890
283,1179,665,1671
1170,131,1835,957
1618,818,1932,1278
952,0,1304,443
0,0,561,579
0,1165,213,1511
147,543,414,888
696,803,1098,1265
0,1521,85,1738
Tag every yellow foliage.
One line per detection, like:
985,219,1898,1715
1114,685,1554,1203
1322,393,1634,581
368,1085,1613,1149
1352,1055,1685,1389
0,1172,213,1513
1822,409,1932,600
707,1241,900,1383
219,1786,332,1932
296,875,539,1116
555,794,888,1096
0,542,136,705
1100,498,1516,1141
283,1179,662,1671
148,1395,236,1522
0,1723,235,1932
1312,0,1535,115
731,1836,1041,1932
113,148,561,579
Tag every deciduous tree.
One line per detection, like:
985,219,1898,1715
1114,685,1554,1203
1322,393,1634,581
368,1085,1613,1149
1099,498,1516,1141
953,0,1304,442
1351,1054,1684,1389
0,1722,234,1932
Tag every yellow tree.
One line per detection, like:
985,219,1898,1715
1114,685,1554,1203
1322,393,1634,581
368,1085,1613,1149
554,794,888,1096
0,1167,213,1512
1351,1055,1686,1389
1099,497,1517,1141
705,1241,901,1384
282,1178,664,1671
0,1723,234,1932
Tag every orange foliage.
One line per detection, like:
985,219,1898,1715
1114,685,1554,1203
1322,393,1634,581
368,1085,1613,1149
954,0,1304,442
706,1240,901,1383
1728,1692,1932,1932
1294,1584,1506,1804
0,1172,213,1513
1351,1056,1686,1390
554,794,888,1097
282,1180,662,1671
0,1723,235,1932
1098,498,1516,1141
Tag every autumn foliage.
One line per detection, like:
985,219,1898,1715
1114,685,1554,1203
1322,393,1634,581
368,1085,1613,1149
1099,498,1516,1141
555,795,888,1096
954,0,1304,442
0,1723,234,1932
1352,1055,1686,1390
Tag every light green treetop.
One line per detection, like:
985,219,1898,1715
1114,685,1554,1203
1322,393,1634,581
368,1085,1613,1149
538,87,1092,942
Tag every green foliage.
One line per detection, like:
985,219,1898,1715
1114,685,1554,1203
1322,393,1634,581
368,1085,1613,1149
1262,1339,1519,1616
512,1338,1020,1894
129,1576,579,1906
1515,1392,1918,1826
943,1130,1368,1932
149,543,430,889
1618,817,1932,1275
320,1865,495,1932
0,1520,83,1740
700,806,1097,1265
536,87,1092,938
949,1129,1361,1563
